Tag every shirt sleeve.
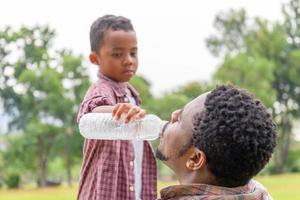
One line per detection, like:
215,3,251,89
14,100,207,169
77,84,114,123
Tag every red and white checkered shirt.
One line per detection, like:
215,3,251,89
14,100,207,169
159,180,273,200
77,73,157,200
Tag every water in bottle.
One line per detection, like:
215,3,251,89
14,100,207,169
79,113,167,140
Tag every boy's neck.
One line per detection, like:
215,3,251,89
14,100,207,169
98,71,133,97
119,82,128,87
98,71,128,84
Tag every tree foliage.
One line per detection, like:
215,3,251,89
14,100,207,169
0,25,90,186
206,0,300,173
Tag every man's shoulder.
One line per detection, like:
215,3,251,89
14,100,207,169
250,180,273,200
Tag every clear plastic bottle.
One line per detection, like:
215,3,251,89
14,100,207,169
79,113,167,140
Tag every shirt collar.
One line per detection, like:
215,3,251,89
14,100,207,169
97,71,140,98
160,181,261,199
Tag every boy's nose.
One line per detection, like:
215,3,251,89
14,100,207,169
123,54,133,66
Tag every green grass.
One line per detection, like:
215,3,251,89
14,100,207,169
256,173,300,200
1,173,300,200
0,186,77,200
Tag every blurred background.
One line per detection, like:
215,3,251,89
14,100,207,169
1,0,300,199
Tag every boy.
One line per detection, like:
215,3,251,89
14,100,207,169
77,15,157,200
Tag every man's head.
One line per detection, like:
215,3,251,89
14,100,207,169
89,15,138,82
156,85,277,187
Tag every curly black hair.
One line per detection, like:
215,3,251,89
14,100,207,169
90,15,135,52
192,85,277,187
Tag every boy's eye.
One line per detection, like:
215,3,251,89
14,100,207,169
130,52,137,57
112,53,122,58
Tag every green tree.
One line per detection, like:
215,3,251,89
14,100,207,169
149,93,189,121
145,81,211,121
2,133,39,185
130,75,153,107
206,0,300,173
173,81,213,101
0,25,90,186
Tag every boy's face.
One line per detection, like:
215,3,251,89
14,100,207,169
90,30,138,82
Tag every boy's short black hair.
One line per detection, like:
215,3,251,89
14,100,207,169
90,15,135,52
192,85,277,187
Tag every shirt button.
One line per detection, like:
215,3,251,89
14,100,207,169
130,161,133,166
129,186,134,191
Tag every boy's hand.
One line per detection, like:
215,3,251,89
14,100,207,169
171,109,181,123
112,103,146,123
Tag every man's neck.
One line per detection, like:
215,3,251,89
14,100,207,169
177,170,217,186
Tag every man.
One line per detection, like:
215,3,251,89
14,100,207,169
156,85,277,200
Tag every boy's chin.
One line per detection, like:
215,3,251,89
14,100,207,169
119,75,134,82
107,75,133,82
118,78,131,82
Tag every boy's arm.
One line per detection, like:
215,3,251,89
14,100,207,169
92,106,114,113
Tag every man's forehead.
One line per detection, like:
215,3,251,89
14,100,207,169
185,92,209,111
181,92,209,123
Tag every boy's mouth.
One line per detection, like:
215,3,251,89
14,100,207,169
123,70,135,76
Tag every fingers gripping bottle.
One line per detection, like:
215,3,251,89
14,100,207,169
79,113,167,140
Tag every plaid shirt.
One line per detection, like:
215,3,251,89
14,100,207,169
77,72,157,200
159,180,273,200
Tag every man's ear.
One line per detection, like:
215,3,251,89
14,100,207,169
89,53,99,65
186,148,206,170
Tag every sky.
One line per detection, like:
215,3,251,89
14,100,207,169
1,0,299,140
0,0,289,95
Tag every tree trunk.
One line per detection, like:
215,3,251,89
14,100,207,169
66,127,73,187
274,115,292,174
38,136,47,187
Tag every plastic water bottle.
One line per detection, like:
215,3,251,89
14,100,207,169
79,113,167,140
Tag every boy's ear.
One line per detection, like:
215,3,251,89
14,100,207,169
186,148,206,171
89,53,99,65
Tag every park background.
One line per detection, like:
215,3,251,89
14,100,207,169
1,0,300,199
